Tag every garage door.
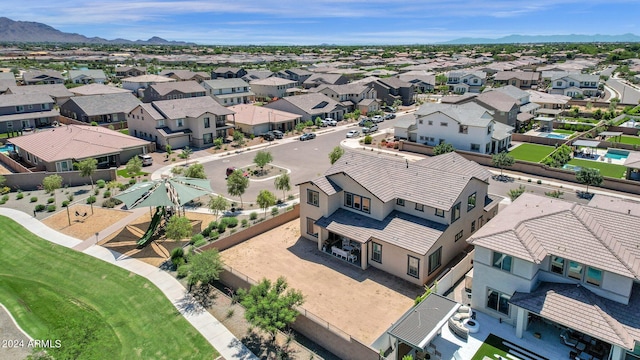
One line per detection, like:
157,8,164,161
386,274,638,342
169,136,190,149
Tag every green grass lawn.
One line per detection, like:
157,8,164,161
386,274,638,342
552,129,575,134
616,135,640,146
116,168,149,178
472,334,510,360
508,144,555,163
567,158,626,178
0,217,217,359
119,129,129,135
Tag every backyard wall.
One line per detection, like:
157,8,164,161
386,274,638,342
432,249,475,296
0,153,31,173
58,115,128,130
3,168,116,190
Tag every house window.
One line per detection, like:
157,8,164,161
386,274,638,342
16,105,24,112
568,261,583,280
471,220,476,233
471,144,480,152
396,198,405,206
157,119,165,127
345,193,352,207
428,247,442,274
586,267,602,287
415,203,424,212
550,256,565,275
556,81,562,86
307,189,319,207
372,242,382,263
428,120,433,125
451,202,461,223
306,217,317,237
27,104,33,110
435,208,444,217
440,122,448,127
362,197,370,213
492,252,512,272
41,103,49,110
176,119,184,127
407,256,420,278
459,125,468,134
419,119,423,124
204,117,210,128
467,193,476,211
454,230,463,242
487,288,511,315
344,192,370,214
203,133,213,144
419,136,425,141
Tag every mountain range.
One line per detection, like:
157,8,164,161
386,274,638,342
0,17,195,46
441,33,640,44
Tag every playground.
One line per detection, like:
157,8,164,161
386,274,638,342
42,204,131,240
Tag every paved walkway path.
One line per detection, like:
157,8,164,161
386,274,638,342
0,207,258,360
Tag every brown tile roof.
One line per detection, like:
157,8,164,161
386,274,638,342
69,83,131,96
468,193,640,279
494,71,540,81
7,84,73,99
474,91,518,112
148,81,206,96
304,177,343,196
227,104,300,126
9,124,149,162
151,96,234,119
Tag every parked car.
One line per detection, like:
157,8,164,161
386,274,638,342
362,124,378,134
226,167,250,178
371,115,383,123
384,113,396,120
138,154,153,166
346,130,360,138
261,132,275,141
299,132,316,141
322,118,337,126
358,118,372,126
271,130,284,139
381,105,397,113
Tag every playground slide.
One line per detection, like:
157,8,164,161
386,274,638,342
137,207,164,248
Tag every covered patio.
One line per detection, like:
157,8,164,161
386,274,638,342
572,139,602,159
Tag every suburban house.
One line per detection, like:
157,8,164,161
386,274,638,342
67,69,107,84
115,66,146,78
489,86,540,127
229,104,301,135
313,83,378,114
397,71,436,93
302,73,348,89
263,93,346,121
409,102,513,154
121,74,176,93
5,84,74,106
472,90,519,127
493,71,540,89
249,77,297,100
8,124,150,172
22,70,65,85
467,193,640,360
212,67,247,79
160,69,210,83
142,81,206,103
446,71,487,93
549,73,600,98
59,93,141,124
275,68,313,85
127,96,235,148
201,78,255,106
68,83,131,97
242,70,273,82
356,77,415,106
527,90,571,117
0,94,58,133
0,72,17,90
298,150,499,286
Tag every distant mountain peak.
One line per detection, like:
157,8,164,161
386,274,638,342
441,33,640,44
0,17,196,45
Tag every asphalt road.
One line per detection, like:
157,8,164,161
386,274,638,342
606,78,640,105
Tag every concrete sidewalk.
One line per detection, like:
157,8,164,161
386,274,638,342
0,207,258,360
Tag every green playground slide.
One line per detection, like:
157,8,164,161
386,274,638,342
137,206,165,248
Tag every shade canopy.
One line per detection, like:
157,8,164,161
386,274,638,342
115,177,213,209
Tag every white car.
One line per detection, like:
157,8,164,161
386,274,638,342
371,115,383,123
346,130,360,138
322,118,337,126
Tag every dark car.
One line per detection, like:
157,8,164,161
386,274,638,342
271,130,284,139
358,118,371,126
261,132,275,141
299,133,316,141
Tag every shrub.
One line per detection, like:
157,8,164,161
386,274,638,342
86,195,97,204
190,233,204,245
67,194,74,201
103,191,111,198
176,264,190,278
62,200,70,207
230,229,237,234
172,257,185,268
249,212,258,221
217,222,227,233
201,226,211,237
171,247,185,260
241,219,249,228
221,217,238,228
207,221,218,231
537,179,542,184
193,238,208,248
35,204,46,212
16,192,23,200
210,231,220,240
271,207,279,217
364,135,373,144
96,179,106,188
47,197,55,204
101,198,122,208
30,196,38,202
90,121,99,126
1,194,8,202
47,205,56,212
94,188,100,195
129,179,137,185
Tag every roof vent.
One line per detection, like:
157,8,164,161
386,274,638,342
628,209,631,215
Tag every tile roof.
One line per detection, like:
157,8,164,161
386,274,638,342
474,91,518,112
494,71,540,81
64,93,141,116
415,102,494,127
160,69,208,80
202,78,250,89
0,93,54,107
492,122,514,140
552,73,599,83
315,209,447,255
491,85,530,101
315,83,369,95
148,81,206,96
468,193,640,279
303,73,345,85
122,74,176,83
510,282,640,349
67,69,106,79
69,83,130,96
249,77,295,86
7,84,73,99
227,104,299,126
0,109,59,122
151,96,234,119
304,176,343,196
266,93,343,115
23,70,64,82
9,124,149,162
526,90,571,105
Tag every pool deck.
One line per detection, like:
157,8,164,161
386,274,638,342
574,148,628,165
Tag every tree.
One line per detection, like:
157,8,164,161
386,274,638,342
165,144,172,160
125,156,142,178
328,146,344,165
184,249,224,289
253,151,273,175
227,170,249,209
256,189,276,217
314,116,322,127
171,166,184,176
178,146,192,166
508,185,526,201
435,74,447,85
237,276,304,341
433,143,455,155
274,173,291,201
76,158,97,190
165,215,192,241
492,151,515,177
42,174,63,201
213,137,223,149
208,194,228,220
392,99,402,109
183,163,207,179
233,131,245,147
576,168,603,194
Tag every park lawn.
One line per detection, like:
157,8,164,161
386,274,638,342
567,159,626,178
116,168,149,178
617,135,640,146
552,129,574,134
0,217,217,360
508,144,555,163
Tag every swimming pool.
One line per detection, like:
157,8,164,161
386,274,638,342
0,144,15,154
544,133,569,139
604,149,629,160
562,164,582,172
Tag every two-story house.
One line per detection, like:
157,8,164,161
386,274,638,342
410,102,513,154
446,71,487,94
0,72,17,91
0,94,58,132
242,70,274,83
212,67,247,79
550,73,600,98
472,90,519,127
263,93,345,122
202,79,255,106
67,69,107,84
5,84,74,106
127,96,235,148
313,83,379,114
142,81,206,103
489,86,540,128
298,150,499,286
22,70,65,85
397,71,436,93
301,73,348,89
121,74,176,93
160,69,210,83
493,71,540,89
356,77,415,106
59,93,141,124
526,90,571,118
115,66,147,79
249,77,297,100
274,68,313,85
468,193,640,360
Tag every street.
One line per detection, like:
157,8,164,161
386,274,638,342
606,78,640,105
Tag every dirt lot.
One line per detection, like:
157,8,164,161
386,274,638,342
220,219,420,345
42,204,131,240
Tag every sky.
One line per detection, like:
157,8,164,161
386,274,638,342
4,0,640,45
